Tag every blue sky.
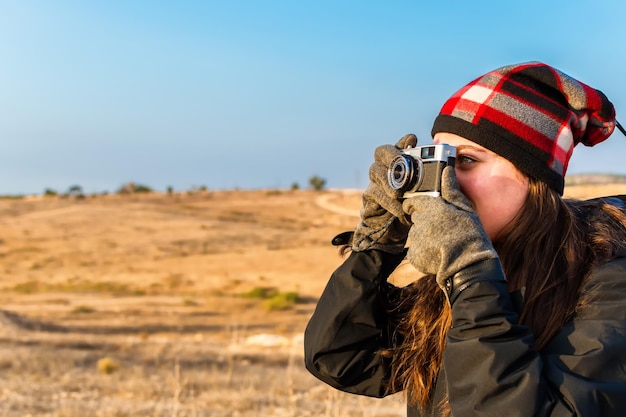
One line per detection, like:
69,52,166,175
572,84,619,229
1,0,626,194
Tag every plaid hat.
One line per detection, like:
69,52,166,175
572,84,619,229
431,62,616,194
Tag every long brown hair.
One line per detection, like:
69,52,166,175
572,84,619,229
386,179,626,410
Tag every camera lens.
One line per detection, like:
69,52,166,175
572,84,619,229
388,155,420,191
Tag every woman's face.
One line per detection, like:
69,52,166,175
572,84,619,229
433,133,529,241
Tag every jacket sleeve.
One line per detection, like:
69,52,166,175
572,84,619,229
443,257,626,417
303,249,405,398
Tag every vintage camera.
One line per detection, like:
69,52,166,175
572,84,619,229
387,144,456,198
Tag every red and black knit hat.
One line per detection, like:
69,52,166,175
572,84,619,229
431,62,617,194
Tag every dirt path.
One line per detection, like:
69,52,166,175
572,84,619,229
315,190,361,217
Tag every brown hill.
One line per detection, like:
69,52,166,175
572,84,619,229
1,183,626,416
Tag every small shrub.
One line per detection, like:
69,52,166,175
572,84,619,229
263,291,300,311
72,305,95,314
12,280,42,294
97,357,118,374
165,273,184,289
11,278,144,296
241,287,278,299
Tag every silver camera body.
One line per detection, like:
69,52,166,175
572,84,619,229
387,144,456,198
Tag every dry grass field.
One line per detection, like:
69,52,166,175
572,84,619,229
1,183,625,416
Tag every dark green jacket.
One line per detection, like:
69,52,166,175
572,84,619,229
304,248,626,416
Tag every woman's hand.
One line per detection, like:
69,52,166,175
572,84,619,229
351,134,417,254
402,166,500,298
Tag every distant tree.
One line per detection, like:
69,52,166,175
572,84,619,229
0,194,24,200
309,175,326,191
116,182,153,195
134,184,153,193
43,188,58,197
117,184,133,195
188,185,208,194
167,186,174,195
67,185,84,199
291,182,300,190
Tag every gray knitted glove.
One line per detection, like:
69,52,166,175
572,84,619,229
402,166,500,293
351,134,417,254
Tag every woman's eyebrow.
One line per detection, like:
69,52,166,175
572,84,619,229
456,145,488,153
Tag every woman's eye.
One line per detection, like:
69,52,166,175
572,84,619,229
457,155,476,165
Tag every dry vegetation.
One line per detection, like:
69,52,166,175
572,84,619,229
1,183,624,416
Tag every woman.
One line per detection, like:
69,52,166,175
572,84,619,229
304,62,626,416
